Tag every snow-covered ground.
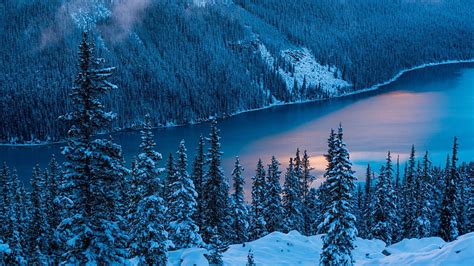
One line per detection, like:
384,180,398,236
167,231,474,265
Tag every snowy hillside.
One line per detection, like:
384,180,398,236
259,44,350,95
166,231,474,265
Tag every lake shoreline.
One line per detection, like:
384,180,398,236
2,58,473,147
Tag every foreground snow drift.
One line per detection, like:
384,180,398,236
166,231,474,265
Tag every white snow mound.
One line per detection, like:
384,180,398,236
165,231,474,266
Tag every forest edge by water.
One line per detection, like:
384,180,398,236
2,59,473,147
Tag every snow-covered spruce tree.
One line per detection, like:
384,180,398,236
317,129,337,234
264,156,284,233
303,188,321,236
165,153,177,207
4,169,26,264
430,165,445,236
168,140,203,249
56,32,128,264
319,125,357,266
133,193,171,265
415,152,433,238
392,156,403,243
294,148,303,197
127,114,163,224
45,156,63,264
230,157,249,244
205,226,226,265
456,162,469,235
46,156,61,235
250,159,268,240
282,157,304,233
301,150,315,235
128,114,170,264
439,137,459,241
29,165,51,258
0,163,8,238
468,162,474,233
301,150,314,199
355,184,364,237
359,164,373,239
136,113,163,198
192,135,206,232
402,145,417,238
371,153,397,245
202,119,231,245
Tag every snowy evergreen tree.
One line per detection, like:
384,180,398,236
282,158,304,233
301,150,315,235
402,145,417,238
294,148,303,197
264,156,284,233
230,157,249,243
301,150,315,198
317,129,337,234
319,125,357,266
467,162,474,233
303,188,321,236
415,152,433,238
0,163,8,239
192,135,206,232
168,140,203,249
165,153,177,206
392,156,403,242
371,153,397,245
456,162,470,235
128,114,170,263
136,113,163,196
250,159,268,239
127,114,163,221
202,119,231,244
46,156,62,238
359,164,373,239
355,184,363,233
56,32,128,264
439,137,459,241
132,195,171,265
29,165,51,257
205,227,227,266
4,169,26,264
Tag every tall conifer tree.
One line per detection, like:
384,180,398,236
56,32,128,264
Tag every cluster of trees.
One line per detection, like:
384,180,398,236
355,141,474,246
0,33,472,265
1,0,473,143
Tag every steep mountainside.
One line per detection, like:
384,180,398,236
1,0,473,143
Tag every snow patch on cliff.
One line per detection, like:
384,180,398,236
258,44,351,95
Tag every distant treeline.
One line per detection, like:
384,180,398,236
1,0,473,143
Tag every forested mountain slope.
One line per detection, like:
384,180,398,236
1,0,473,143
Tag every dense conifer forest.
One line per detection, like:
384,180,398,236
1,0,473,143
0,34,472,264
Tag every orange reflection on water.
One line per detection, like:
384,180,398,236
237,90,444,184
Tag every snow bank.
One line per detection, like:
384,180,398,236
225,231,322,265
166,231,474,265
364,233,474,266
385,237,445,255
168,247,209,266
